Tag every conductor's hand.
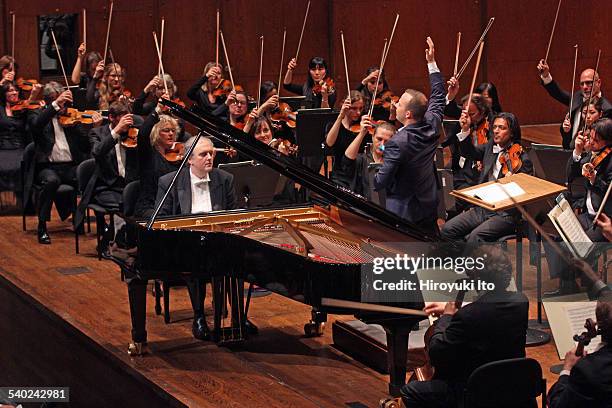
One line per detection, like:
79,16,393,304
425,37,435,63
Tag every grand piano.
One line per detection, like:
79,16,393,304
135,99,437,396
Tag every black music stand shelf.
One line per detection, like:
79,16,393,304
218,161,284,208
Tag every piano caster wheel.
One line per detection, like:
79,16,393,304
127,341,149,356
379,397,402,408
304,321,325,337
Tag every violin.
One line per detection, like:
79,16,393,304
270,102,297,128
373,90,398,110
269,138,298,156
499,143,523,176
212,79,244,97
10,99,45,112
59,108,106,126
16,78,39,92
171,97,186,108
312,77,335,96
121,127,139,148
573,318,599,357
349,119,384,135
162,142,237,162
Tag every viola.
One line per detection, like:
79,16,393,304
59,108,106,126
312,77,335,96
499,143,524,176
373,90,398,110
212,79,244,97
573,318,599,357
16,78,39,92
270,102,297,128
121,127,139,148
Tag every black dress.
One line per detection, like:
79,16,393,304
186,77,229,121
0,105,32,193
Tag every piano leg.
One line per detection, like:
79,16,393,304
304,309,327,337
383,324,411,397
127,277,148,355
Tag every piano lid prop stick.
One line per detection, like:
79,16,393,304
568,44,579,116
103,1,114,63
321,297,427,317
544,0,563,63
256,35,264,110
153,31,169,96
456,17,494,79
50,29,70,90
277,28,286,98
219,30,235,90
453,32,461,76
340,30,350,97
294,0,310,64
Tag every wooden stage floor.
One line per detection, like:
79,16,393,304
0,205,573,407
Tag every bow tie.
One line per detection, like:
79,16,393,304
492,145,504,154
194,179,209,187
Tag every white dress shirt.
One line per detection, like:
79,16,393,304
49,101,72,162
456,130,505,180
190,168,212,213
572,150,597,216
110,125,127,178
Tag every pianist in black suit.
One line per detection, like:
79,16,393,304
548,290,612,408
440,112,533,243
401,246,529,408
155,136,237,341
373,37,445,236
537,60,612,149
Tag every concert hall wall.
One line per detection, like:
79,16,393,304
0,0,609,125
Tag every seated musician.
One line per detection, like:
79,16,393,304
548,290,612,407
401,245,529,408
373,37,445,236
74,101,140,253
537,60,612,149
444,78,503,118
29,83,95,244
86,62,129,111
357,67,392,122
186,62,228,120
325,91,365,183
70,42,102,90
334,116,395,202
440,112,533,243
133,74,179,116
561,98,603,150
155,136,237,340
283,56,336,109
226,90,251,131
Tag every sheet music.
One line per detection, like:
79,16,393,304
564,302,602,354
547,196,593,258
462,182,525,204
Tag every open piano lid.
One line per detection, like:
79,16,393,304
159,98,436,242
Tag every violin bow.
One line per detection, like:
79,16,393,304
256,35,264,110
367,39,387,119
49,29,70,90
579,49,602,142
153,31,169,97
294,1,311,64
102,1,114,64
277,27,287,98
83,8,87,49
453,32,462,77
215,9,220,67
544,0,563,63
381,13,400,67
568,44,579,118
10,11,15,71
456,17,494,79
219,30,235,90
464,41,485,118
340,31,350,97
158,17,165,77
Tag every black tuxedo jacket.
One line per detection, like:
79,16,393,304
548,345,612,408
89,125,139,188
429,290,529,383
567,148,612,217
156,167,237,216
542,79,612,149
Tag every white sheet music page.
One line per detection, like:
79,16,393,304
463,182,525,204
563,302,602,354
548,197,593,258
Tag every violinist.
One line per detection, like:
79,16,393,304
74,101,140,253
335,116,395,202
440,112,533,243
133,74,182,117
87,62,129,110
537,60,612,149
324,91,365,181
561,98,603,148
70,42,102,89
0,83,34,197
445,78,503,118
548,290,612,407
357,67,392,122
226,90,250,131
187,62,228,120
401,245,528,408
27,82,94,244
283,56,336,109
0,55,16,87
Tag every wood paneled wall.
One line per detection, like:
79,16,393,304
1,0,609,125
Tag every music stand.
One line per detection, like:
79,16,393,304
72,87,88,110
295,108,338,172
218,161,284,208
280,96,307,111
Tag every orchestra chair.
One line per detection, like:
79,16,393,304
463,357,545,408
75,158,117,258
20,143,78,244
